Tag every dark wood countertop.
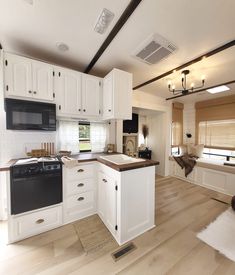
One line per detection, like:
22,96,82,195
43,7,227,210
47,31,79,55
0,153,159,172
97,157,159,172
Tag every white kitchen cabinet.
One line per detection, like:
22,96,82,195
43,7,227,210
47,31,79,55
54,68,101,118
103,68,132,120
54,67,82,116
4,52,54,102
82,74,101,116
9,205,62,243
32,60,54,101
98,162,155,245
4,53,32,98
63,163,96,224
98,171,117,236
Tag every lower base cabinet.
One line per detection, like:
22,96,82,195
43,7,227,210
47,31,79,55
97,163,155,245
9,205,62,243
8,161,156,244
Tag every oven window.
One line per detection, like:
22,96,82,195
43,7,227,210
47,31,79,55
12,111,42,125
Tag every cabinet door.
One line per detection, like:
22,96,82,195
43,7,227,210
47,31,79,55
55,68,82,116
32,60,54,101
103,74,113,118
105,174,117,235
82,74,100,116
4,53,32,98
98,172,106,223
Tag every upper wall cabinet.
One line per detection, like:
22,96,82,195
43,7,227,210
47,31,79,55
82,74,101,117
54,68,82,116
103,68,132,120
54,67,101,118
4,53,54,102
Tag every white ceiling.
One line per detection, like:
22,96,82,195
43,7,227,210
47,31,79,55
1,0,235,103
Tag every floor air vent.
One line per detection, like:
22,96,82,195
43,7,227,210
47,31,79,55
111,242,137,261
133,33,177,65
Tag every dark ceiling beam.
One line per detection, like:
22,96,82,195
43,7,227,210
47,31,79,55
133,40,235,90
84,0,143,74
165,80,235,100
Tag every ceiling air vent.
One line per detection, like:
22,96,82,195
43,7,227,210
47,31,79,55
133,33,177,65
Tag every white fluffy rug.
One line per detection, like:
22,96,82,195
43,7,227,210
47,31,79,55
197,208,235,262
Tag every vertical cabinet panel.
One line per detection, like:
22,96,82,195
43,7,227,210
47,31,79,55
32,61,54,101
82,74,101,116
103,74,113,118
97,171,117,236
54,68,82,116
4,53,32,98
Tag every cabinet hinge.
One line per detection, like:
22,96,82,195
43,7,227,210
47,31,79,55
5,60,8,66
53,92,55,98
6,85,8,91
53,71,55,76
115,185,118,191
115,225,118,231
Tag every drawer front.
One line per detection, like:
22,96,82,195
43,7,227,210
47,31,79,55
12,206,62,241
66,178,94,196
66,191,94,209
64,164,95,181
64,191,96,223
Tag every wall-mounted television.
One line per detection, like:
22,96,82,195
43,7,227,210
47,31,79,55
123,113,139,134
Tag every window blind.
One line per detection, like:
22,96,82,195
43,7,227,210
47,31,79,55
198,119,235,150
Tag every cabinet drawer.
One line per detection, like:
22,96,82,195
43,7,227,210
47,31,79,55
64,191,96,223
66,178,94,196
66,191,94,209
64,164,95,181
12,206,62,241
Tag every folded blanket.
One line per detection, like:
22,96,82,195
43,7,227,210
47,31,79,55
61,156,79,168
174,154,198,177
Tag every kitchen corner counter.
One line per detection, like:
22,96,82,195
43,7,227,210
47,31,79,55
0,153,160,172
97,157,159,172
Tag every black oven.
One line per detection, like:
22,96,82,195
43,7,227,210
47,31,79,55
5,98,56,131
10,161,62,215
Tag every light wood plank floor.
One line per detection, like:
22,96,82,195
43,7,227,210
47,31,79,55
0,177,234,275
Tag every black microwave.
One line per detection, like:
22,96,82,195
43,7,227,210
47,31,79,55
5,98,56,131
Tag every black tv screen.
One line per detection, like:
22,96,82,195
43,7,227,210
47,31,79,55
123,113,139,133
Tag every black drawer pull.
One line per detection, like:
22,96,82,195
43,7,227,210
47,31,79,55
77,183,84,187
108,109,111,112
33,91,37,94
36,218,44,224
77,169,84,172
102,179,107,183
77,197,84,201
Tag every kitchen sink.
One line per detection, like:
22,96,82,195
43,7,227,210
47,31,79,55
99,154,145,165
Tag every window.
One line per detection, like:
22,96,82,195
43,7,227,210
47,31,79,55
58,120,108,154
79,122,91,152
171,103,183,154
171,122,182,147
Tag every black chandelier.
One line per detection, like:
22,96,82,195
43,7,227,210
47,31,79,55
168,70,205,95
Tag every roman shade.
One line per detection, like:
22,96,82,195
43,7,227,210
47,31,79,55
196,95,235,150
172,102,183,146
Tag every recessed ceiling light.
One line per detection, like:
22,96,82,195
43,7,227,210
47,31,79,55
207,85,230,94
56,42,69,52
94,8,114,34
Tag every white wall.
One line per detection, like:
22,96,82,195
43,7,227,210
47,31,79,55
146,113,167,176
132,90,172,176
183,103,195,144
